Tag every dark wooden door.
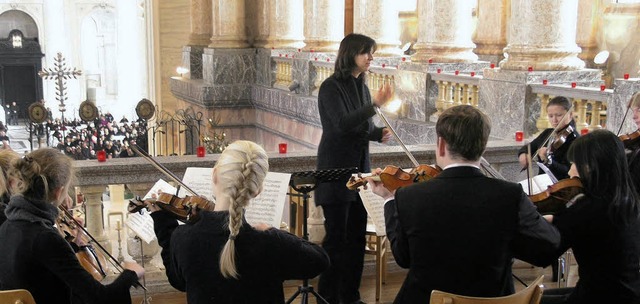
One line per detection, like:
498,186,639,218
1,65,36,118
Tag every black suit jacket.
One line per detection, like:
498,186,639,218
315,74,383,206
384,166,560,303
517,121,579,180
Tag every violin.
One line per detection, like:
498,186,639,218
57,210,109,281
346,164,441,191
128,192,215,222
549,124,577,153
528,177,584,215
619,129,640,150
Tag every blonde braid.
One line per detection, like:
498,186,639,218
218,141,269,279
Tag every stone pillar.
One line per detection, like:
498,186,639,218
81,185,109,245
252,0,270,48
208,0,249,48
303,0,344,52
500,0,585,70
353,0,402,56
189,0,212,46
473,0,509,64
413,0,478,62
263,0,305,49
576,0,601,66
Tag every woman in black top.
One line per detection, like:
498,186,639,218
151,140,329,303
0,148,144,304
541,130,640,304
518,96,579,180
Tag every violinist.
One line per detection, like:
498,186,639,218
315,33,392,304
368,105,560,303
518,96,579,180
150,140,329,303
540,130,640,304
624,92,640,191
0,148,144,304
0,149,19,225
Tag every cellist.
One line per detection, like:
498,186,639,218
518,96,580,180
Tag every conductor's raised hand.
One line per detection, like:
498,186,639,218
373,83,394,108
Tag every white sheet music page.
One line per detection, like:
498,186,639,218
179,167,215,202
356,175,387,236
245,172,291,228
125,179,178,244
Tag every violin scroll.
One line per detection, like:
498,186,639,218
128,192,215,222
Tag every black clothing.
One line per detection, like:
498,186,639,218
541,195,640,304
152,210,329,304
0,195,138,304
385,166,561,303
517,121,579,180
314,74,384,303
628,148,640,192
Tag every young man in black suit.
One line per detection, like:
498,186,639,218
368,105,560,303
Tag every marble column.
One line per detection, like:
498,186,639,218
473,0,509,64
500,0,585,70
303,0,344,52
412,0,478,62
81,185,110,247
353,0,403,56
252,0,270,48
208,0,249,48
576,0,602,66
189,0,212,46
263,0,305,49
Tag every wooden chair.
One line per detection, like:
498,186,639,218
0,289,36,304
364,223,388,301
429,275,544,304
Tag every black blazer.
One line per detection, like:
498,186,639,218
384,166,560,303
315,74,383,206
517,121,579,180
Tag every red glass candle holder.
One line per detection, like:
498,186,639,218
581,128,589,135
490,63,495,69
571,82,577,88
437,68,441,73
278,143,288,154
97,150,106,162
515,131,524,142
470,71,475,77
542,79,548,85
528,66,533,72
600,85,606,91
428,58,433,63
454,70,459,75
624,73,630,80
197,146,206,157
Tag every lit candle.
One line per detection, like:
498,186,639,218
528,66,533,72
490,63,495,69
600,85,606,91
197,146,205,157
470,71,475,77
542,79,548,85
97,150,106,162
279,143,288,154
581,128,589,135
515,131,524,142
454,70,459,75
437,68,442,73
428,59,433,64
624,73,630,80
571,82,577,88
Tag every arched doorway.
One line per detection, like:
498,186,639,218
0,10,43,125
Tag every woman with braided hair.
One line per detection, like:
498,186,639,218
151,140,329,303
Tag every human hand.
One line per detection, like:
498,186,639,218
373,83,394,107
252,223,271,231
537,147,548,161
123,261,145,279
381,128,392,143
518,154,528,168
365,168,394,200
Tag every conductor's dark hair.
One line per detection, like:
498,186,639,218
333,33,377,81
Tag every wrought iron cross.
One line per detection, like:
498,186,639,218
38,52,82,137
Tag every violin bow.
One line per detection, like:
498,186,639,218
530,101,576,163
130,144,199,197
526,144,534,195
616,98,634,136
374,107,420,167
59,205,147,290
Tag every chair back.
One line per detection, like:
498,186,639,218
0,289,36,304
429,275,544,304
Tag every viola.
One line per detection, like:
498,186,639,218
346,164,442,191
128,192,215,222
528,177,584,215
619,129,640,149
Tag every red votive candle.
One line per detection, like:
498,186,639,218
571,82,577,88
528,66,533,72
490,63,495,69
97,150,106,162
581,128,589,135
624,73,630,80
437,68,441,73
428,58,433,63
600,85,606,91
279,143,288,154
454,70,459,75
197,146,206,157
470,71,475,77
543,79,548,85
515,131,524,142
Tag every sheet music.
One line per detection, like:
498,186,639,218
125,179,178,244
245,172,291,228
178,167,215,202
356,175,387,236
536,162,559,183
519,174,554,195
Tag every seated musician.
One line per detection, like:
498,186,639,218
625,92,640,191
0,149,20,226
0,148,144,304
540,130,640,304
150,140,329,303
518,96,580,180
367,105,560,303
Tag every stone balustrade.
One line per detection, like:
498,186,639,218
273,57,293,90
429,72,481,120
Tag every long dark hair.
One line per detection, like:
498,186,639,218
567,130,640,226
333,33,377,81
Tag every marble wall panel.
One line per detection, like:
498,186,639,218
394,70,427,121
292,58,311,95
255,48,274,87
400,62,492,74
482,69,603,86
182,46,204,79
479,78,529,139
202,48,256,85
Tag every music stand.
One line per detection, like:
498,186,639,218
286,167,358,304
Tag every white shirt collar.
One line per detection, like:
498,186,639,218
443,163,480,170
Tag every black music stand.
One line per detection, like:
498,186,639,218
286,167,358,304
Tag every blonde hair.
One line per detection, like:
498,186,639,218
630,92,640,108
217,141,269,279
9,148,75,203
0,149,19,198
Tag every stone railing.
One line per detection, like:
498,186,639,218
430,71,481,120
311,61,333,96
273,57,293,90
530,84,612,133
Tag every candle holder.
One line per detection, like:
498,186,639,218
515,131,524,142
197,146,205,157
97,150,107,162
279,143,288,154
542,79,548,85
624,73,630,80
571,82,577,88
